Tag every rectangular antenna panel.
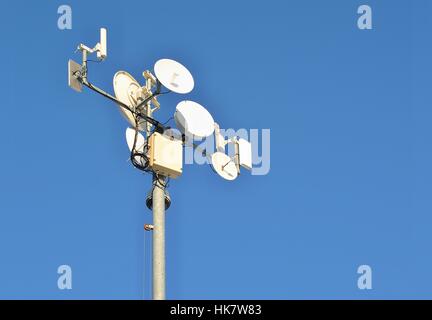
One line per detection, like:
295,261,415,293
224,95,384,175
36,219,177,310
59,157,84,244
97,28,107,60
68,59,82,92
148,132,183,178
238,138,252,170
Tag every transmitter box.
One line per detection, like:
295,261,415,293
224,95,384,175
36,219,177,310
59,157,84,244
148,132,183,178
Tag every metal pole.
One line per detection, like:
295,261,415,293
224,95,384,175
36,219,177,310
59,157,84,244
152,174,166,300
82,50,88,81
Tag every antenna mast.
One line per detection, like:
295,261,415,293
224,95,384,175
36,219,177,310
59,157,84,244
68,29,253,300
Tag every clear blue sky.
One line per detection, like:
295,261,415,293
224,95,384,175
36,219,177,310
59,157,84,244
0,0,431,299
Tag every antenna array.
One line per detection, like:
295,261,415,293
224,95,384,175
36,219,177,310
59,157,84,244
68,28,254,300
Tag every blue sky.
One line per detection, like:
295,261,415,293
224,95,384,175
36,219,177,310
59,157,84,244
0,0,431,299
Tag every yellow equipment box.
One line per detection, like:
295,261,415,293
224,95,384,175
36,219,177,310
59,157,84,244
148,132,183,178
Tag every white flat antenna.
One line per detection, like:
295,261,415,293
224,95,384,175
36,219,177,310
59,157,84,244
68,59,82,92
77,27,108,62
97,28,107,60
238,138,252,170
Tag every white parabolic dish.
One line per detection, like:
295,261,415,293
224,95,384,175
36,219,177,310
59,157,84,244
211,152,238,181
126,127,147,164
113,71,145,130
126,127,146,152
154,59,194,94
174,101,215,139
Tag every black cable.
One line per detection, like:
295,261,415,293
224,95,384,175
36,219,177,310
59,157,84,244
76,65,164,131
75,65,173,183
152,173,170,191
161,116,174,127
130,118,152,173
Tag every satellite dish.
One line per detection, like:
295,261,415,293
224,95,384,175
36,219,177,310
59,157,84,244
126,127,147,165
126,127,146,152
210,152,238,181
154,59,194,94
174,101,215,139
113,71,145,130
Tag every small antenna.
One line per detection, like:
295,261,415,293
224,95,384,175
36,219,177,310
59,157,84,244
77,27,108,63
210,152,239,181
238,138,252,171
97,28,107,61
